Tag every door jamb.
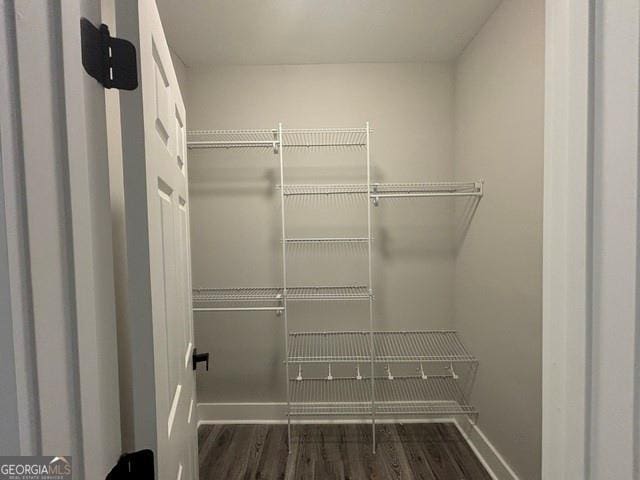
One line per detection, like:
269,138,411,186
1,0,121,477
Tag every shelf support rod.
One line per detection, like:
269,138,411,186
278,122,292,453
366,121,376,454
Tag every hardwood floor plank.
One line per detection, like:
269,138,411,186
198,423,492,480
255,425,288,480
372,424,412,480
340,424,374,480
395,424,437,480
405,424,466,480
242,424,270,480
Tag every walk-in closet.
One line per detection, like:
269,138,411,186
157,0,544,478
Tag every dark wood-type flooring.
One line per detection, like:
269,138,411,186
198,423,492,479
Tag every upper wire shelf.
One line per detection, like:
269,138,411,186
186,127,368,150
288,331,477,363
193,287,282,302
280,182,483,199
289,331,371,363
287,285,370,301
187,129,279,150
192,285,371,309
375,331,477,363
281,128,367,148
285,237,368,244
371,182,483,201
192,287,283,313
282,184,369,197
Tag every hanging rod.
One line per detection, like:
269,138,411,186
188,140,280,149
284,237,369,244
193,306,284,312
187,129,280,152
370,181,483,205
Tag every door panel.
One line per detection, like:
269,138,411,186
117,0,197,478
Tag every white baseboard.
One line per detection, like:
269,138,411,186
197,402,519,480
454,418,520,480
197,402,288,424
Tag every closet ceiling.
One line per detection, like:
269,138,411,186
156,0,502,67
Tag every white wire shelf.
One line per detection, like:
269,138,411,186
287,286,370,301
288,376,476,417
289,378,371,416
371,182,483,201
281,184,369,197
285,237,369,244
287,331,477,364
192,287,283,312
193,287,282,302
376,376,476,416
186,127,368,150
187,129,279,150
281,128,368,148
192,285,371,309
289,331,371,363
280,182,483,199
375,331,477,363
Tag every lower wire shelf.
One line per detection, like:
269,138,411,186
288,376,476,417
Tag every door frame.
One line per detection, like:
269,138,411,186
543,0,640,478
2,0,639,478
0,0,121,477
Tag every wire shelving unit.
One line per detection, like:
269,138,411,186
370,182,483,206
289,331,372,363
288,330,477,364
188,122,482,454
187,129,280,151
192,287,284,312
281,184,369,196
289,376,476,418
287,285,370,301
281,128,368,148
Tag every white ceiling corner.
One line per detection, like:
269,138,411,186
156,0,502,67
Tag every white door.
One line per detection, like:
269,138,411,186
116,1,198,478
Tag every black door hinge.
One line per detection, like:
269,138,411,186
106,449,154,479
81,17,138,90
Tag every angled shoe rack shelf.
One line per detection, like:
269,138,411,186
188,123,483,453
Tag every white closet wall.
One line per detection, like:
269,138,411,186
186,63,456,404
453,1,544,479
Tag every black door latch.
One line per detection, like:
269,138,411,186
193,349,210,371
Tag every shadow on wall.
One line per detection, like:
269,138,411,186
188,166,278,197
454,195,482,253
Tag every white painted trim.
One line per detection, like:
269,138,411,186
454,418,520,480
12,1,83,463
542,0,593,478
59,1,122,476
588,2,640,477
5,1,121,475
0,0,38,455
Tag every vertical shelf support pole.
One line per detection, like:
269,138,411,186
278,122,292,452
366,121,376,454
